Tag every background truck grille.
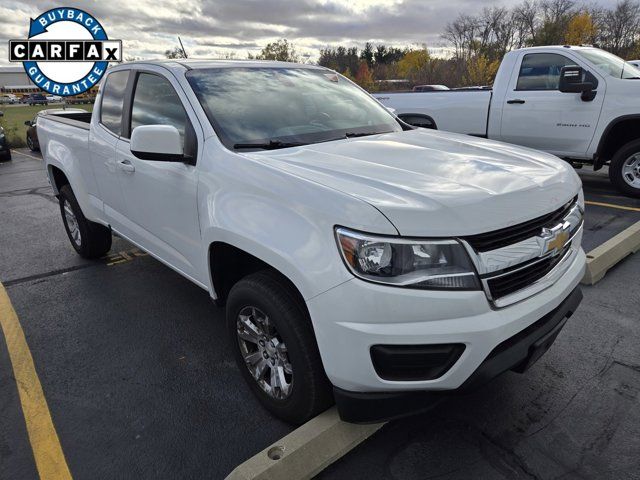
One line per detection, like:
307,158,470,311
485,247,569,300
464,196,578,252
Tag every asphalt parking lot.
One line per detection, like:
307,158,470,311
1,149,639,479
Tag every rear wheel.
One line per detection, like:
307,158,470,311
226,270,333,424
609,139,640,198
59,184,112,258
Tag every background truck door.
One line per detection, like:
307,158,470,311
498,51,605,157
114,70,203,283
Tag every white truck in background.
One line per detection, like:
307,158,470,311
375,46,640,197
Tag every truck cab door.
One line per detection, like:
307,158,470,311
113,70,204,284
498,51,605,158
90,70,131,230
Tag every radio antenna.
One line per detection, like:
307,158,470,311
178,36,188,59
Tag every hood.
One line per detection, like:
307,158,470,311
242,129,581,237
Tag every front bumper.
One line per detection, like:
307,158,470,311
334,286,582,423
306,245,585,422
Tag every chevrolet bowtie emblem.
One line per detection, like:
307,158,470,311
541,226,570,256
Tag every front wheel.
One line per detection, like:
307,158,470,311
59,184,112,258
26,135,38,152
226,270,333,424
609,139,640,198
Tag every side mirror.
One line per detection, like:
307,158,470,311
130,125,184,162
385,106,396,114
24,120,32,126
559,66,594,93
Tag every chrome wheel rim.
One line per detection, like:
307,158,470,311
63,200,81,246
622,153,640,188
236,306,293,400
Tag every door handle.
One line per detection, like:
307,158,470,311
507,99,526,104
117,159,135,173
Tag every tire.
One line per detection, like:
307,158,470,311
27,135,38,152
609,139,640,198
59,184,112,258
226,270,333,424
0,151,10,162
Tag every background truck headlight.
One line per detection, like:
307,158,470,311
335,227,480,290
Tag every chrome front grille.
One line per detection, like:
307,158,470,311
461,197,584,308
484,246,571,300
464,196,578,252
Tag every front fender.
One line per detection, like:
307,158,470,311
197,149,397,300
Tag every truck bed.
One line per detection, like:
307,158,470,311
37,112,94,200
40,111,92,130
373,90,492,137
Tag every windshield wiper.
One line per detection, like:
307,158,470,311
344,131,387,138
233,140,307,150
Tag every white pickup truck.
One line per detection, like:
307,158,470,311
375,46,640,197
38,60,585,424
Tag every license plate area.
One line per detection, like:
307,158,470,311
513,317,568,373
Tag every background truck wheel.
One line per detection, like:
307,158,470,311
609,139,640,198
226,270,333,425
0,151,10,162
59,184,112,258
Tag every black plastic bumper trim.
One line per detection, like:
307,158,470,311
370,343,466,381
334,287,583,424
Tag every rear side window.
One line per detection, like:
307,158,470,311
100,71,129,135
516,53,575,91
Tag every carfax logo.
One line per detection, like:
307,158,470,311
8,7,122,96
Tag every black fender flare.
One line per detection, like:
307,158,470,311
594,114,640,170
396,113,438,130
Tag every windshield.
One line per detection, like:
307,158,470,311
575,48,640,79
186,67,402,150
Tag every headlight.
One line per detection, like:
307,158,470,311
335,227,480,290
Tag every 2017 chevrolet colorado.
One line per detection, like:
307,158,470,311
37,60,585,424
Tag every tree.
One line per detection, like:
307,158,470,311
464,55,500,86
513,0,542,46
164,47,187,59
597,0,640,57
536,0,577,45
565,12,597,45
319,46,360,74
398,48,431,84
360,42,374,67
254,39,299,62
354,62,375,91
374,45,406,64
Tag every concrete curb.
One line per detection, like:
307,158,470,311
582,220,640,285
225,407,385,480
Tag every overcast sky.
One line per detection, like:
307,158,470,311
0,0,621,64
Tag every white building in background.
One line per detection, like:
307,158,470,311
0,66,39,94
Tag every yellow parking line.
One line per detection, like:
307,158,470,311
0,282,72,480
585,200,640,213
107,259,128,266
11,150,43,162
